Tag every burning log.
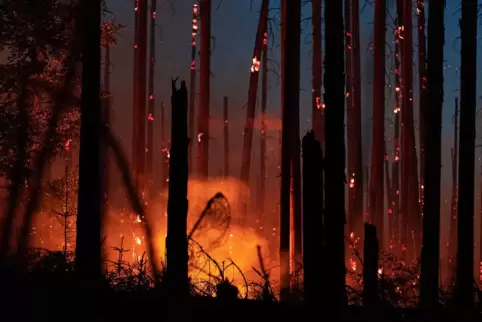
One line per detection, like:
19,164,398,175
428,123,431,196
370,0,385,249
166,79,189,300
239,0,269,221
363,223,379,308
302,131,325,305
324,0,347,309
197,0,211,178
420,0,444,312
455,0,477,309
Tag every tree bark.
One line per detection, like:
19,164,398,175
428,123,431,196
260,25,267,215
447,97,458,284
456,0,477,309
324,0,347,310
312,0,323,145
420,0,444,312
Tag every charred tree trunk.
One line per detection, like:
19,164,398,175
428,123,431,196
189,3,198,175
479,138,482,285
363,223,379,307
240,0,269,221
223,97,229,177
146,0,156,195
448,97,458,283
197,0,211,178
312,0,323,144
324,0,347,309
370,0,385,249
420,0,444,312
132,0,140,187
417,0,427,215
302,131,325,305
456,0,477,309
160,102,168,190
166,80,189,302
279,0,299,299
260,26,267,215
76,0,102,288
351,0,364,246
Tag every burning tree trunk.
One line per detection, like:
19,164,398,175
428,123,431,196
137,0,148,191
350,0,364,248
420,0,444,311
240,0,269,221
456,0,477,309
279,0,299,299
146,0,156,195
363,223,379,307
197,0,211,178
401,0,420,260
189,3,198,175
417,0,427,214
260,25,267,215
324,0,347,309
302,131,325,305
370,0,385,249
448,97,458,283
166,80,189,301
312,0,323,144
223,97,229,177
76,0,103,285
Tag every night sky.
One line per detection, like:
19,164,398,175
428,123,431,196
103,1,480,244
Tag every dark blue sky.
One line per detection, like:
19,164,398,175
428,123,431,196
105,0,482,237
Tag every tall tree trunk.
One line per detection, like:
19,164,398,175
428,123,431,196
392,6,402,256
312,0,323,144
302,131,325,305
384,142,392,250
166,80,189,302
76,0,102,288
417,0,427,216
132,0,140,187
420,0,444,312
160,102,168,190
137,0,148,192
103,43,111,207
146,0,156,196
189,3,198,175
260,26,268,215
279,0,299,299
223,97,229,177
370,0,385,249
448,97,458,284
363,223,379,307
197,0,211,178
479,137,482,285
351,0,364,247
240,0,269,222
456,0,477,309
324,0,347,310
